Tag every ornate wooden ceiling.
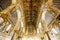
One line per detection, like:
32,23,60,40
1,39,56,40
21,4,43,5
19,0,43,27
0,0,60,40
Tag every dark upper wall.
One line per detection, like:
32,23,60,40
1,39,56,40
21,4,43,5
0,0,12,10
53,0,60,10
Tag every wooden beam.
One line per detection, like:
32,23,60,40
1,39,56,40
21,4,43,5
12,0,17,5
1,4,16,14
47,0,60,31
48,5,60,14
